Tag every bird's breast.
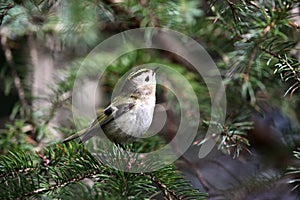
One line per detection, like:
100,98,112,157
122,100,154,136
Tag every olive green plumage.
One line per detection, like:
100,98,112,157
63,67,158,144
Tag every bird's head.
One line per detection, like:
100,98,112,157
121,67,158,94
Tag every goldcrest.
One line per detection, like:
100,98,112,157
63,67,158,144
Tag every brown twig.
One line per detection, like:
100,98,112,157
142,172,183,200
225,0,238,24
179,156,213,192
1,36,31,120
288,21,300,29
244,47,257,80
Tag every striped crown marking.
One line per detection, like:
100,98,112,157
127,68,151,80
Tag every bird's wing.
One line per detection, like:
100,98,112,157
80,97,136,143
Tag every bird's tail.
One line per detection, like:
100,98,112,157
62,128,87,143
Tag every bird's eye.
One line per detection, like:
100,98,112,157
145,76,149,82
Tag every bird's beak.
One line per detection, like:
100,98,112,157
152,66,159,75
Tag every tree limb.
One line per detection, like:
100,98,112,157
1,36,31,120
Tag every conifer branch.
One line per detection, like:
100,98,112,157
148,173,182,200
24,170,100,197
259,46,300,83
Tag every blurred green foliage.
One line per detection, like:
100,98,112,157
0,0,299,199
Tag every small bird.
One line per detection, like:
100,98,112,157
63,67,158,144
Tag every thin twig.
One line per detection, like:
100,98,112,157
225,0,238,24
244,47,257,82
24,170,100,197
288,21,300,29
142,172,183,200
1,36,31,120
180,156,213,192
241,46,258,104
0,167,37,179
